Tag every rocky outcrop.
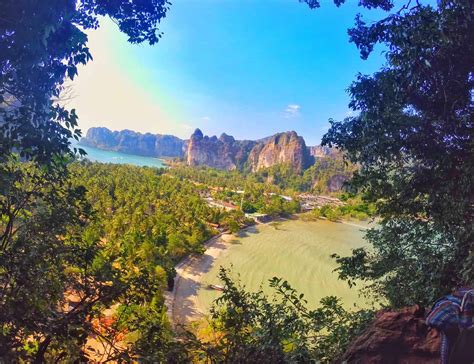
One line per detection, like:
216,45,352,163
82,127,344,177
186,129,255,170
342,306,440,363
247,131,312,172
308,145,338,159
80,127,186,158
326,174,348,192
186,130,313,172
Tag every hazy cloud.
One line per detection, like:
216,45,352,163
284,104,301,118
69,24,180,136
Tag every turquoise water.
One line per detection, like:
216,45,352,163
78,144,166,168
197,219,370,310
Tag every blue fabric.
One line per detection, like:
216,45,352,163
426,295,462,331
427,289,474,363
459,289,474,329
426,289,474,331
440,332,449,364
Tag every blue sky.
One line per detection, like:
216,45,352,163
71,0,388,145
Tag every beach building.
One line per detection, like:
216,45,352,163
298,194,344,211
245,212,272,224
205,197,239,211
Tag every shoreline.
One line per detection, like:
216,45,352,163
165,214,371,328
164,226,256,328
310,215,371,230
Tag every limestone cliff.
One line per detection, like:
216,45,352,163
307,145,338,159
80,127,186,158
82,127,343,179
247,131,312,172
325,174,349,192
185,130,313,172
185,129,255,170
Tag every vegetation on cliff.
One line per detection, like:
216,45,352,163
80,127,186,158
169,154,355,196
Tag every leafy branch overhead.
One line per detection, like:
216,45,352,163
321,0,474,305
0,0,170,165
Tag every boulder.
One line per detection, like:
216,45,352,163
342,306,440,364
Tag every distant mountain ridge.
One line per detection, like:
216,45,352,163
308,145,338,159
80,127,333,171
80,127,186,158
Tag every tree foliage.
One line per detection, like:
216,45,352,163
2,0,472,360
170,158,354,196
0,156,95,361
0,0,170,165
183,268,374,364
169,165,303,216
253,157,354,194
0,1,172,360
321,0,473,306
333,219,459,306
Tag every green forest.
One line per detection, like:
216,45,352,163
1,0,472,362
169,152,354,196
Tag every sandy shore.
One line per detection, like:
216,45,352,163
165,231,239,327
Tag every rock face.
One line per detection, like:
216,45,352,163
342,306,440,364
247,131,313,172
186,129,256,170
186,129,312,172
80,127,186,158
308,145,338,159
326,174,348,192
82,127,339,176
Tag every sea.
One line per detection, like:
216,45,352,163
196,219,370,312
77,144,167,168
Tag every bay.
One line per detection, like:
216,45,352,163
197,219,369,311
78,144,167,168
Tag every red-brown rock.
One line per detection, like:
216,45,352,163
342,306,440,364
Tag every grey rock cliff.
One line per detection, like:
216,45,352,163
247,131,312,172
186,129,312,172
185,129,256,170
81,127,342,178
80,127,186,158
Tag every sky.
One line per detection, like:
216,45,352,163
70,0,388,146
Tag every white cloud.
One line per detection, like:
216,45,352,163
284,104,301,118
201,116,211,121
